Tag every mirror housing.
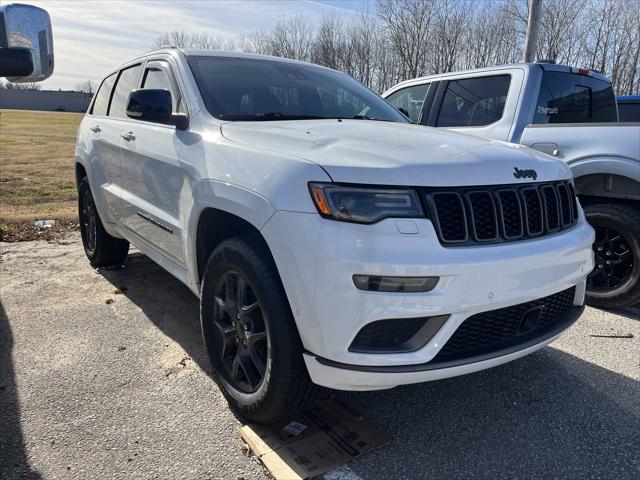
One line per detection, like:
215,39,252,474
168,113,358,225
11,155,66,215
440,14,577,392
0,47,33,77
397,107,411,120
1,3,54,82
126,89,188,129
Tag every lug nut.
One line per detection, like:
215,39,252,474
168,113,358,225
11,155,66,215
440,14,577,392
242,339,247,346
235,337,239,344
606,260,612,264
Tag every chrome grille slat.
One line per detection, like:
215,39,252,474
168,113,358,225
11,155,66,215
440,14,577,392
422,181,578,246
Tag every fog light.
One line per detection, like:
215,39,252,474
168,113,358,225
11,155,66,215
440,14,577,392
352,275,439,292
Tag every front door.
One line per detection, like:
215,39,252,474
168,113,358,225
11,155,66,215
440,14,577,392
117,60,188,265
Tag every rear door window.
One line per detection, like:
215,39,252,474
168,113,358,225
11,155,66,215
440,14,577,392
385,83,430,123
108,64,142,119
436,75,510,127
533,71,617,124
91,73,116,116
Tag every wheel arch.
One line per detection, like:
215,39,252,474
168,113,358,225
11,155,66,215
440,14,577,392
573,171,640,203
569,156,639,202
75,161,88,186
187,180,277,288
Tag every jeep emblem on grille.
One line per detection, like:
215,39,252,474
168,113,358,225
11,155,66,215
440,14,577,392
513,167,538,180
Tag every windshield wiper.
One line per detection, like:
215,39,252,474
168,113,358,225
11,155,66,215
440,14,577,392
219,112,328,121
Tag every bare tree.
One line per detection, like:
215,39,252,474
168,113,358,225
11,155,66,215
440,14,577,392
377,0,434,80
75,80,97,94
269,14,315,61
0,81,41,90
151,0,640,94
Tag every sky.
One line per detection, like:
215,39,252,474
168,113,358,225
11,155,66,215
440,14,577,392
26,0,368,91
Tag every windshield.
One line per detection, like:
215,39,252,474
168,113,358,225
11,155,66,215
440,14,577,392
187,55,407,122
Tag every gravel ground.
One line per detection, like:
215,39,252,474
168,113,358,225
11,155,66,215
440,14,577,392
1,234,638,480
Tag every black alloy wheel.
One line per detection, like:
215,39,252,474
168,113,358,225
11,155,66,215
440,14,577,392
80,187,97,256
587,227,634,291
200,236,318,423
211,271,268,393
584,203,640,309
77,176,129,267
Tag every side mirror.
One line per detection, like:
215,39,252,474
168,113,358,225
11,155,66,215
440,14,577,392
1,3,54,82
397,107,411,120
126,89,188,130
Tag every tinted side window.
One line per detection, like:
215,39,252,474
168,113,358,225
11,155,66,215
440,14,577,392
142,64,182,113
533,72,617,124
617,103,640,122
437,75,510,127
386,83,430,123
109,64,142,118
91,73,116,116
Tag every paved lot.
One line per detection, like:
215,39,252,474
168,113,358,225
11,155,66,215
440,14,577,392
1,234,638,480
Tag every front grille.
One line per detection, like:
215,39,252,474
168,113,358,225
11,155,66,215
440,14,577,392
422,181,578,246
432,287,576,362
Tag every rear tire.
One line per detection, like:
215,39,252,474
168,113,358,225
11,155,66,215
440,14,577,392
200,236,318,424
78,176,129,268
584,203,640,309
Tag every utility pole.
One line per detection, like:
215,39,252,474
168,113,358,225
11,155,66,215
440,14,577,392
523,0,542,62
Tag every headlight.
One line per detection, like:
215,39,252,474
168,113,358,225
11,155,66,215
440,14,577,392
309,182,424,224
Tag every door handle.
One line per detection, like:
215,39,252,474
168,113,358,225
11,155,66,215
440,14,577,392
90,125,101,133
120,131,135,141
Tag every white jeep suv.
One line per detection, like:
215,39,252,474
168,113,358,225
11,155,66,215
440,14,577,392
75,49,594,423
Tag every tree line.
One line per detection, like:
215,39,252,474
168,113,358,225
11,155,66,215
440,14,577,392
153,0,639,95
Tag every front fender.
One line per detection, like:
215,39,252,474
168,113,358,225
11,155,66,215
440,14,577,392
185,179,276,291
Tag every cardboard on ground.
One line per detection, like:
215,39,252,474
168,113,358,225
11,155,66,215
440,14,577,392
239,398,390,480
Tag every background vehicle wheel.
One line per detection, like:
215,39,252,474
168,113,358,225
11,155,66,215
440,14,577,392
584,203,640,309
78,176,129,267
200,236,318,424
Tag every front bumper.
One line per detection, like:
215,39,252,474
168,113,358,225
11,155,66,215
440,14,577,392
261,209,594,390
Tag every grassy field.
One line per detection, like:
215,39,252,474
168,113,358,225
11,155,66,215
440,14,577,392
0,109,83,239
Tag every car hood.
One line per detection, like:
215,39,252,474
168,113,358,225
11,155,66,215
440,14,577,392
220,119,570,186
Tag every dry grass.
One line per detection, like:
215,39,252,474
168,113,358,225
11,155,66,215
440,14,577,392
0,109,83,237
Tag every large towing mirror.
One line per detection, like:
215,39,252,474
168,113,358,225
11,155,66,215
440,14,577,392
0,3,54,82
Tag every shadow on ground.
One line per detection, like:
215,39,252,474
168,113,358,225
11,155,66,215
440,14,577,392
0,303,42,480
99,252,640,479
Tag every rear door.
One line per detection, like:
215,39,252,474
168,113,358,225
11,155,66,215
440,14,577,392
85,72,124,223
117,59,188,265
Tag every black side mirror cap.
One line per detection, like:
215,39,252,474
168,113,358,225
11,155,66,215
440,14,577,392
0,48,34,77
126,88,172,124
171,113,189,131
397,107,411,120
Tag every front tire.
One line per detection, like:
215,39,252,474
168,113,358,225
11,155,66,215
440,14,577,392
78,176,129,267
200,236,318,424
585,203,640,309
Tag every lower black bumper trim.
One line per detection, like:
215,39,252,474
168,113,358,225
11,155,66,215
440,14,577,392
313,304,584,374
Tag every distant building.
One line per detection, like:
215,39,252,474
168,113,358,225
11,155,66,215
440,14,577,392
0,89,92,112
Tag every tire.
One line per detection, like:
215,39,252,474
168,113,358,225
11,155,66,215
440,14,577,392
78,176,129,268
584,203,640,309
200,236,318,424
